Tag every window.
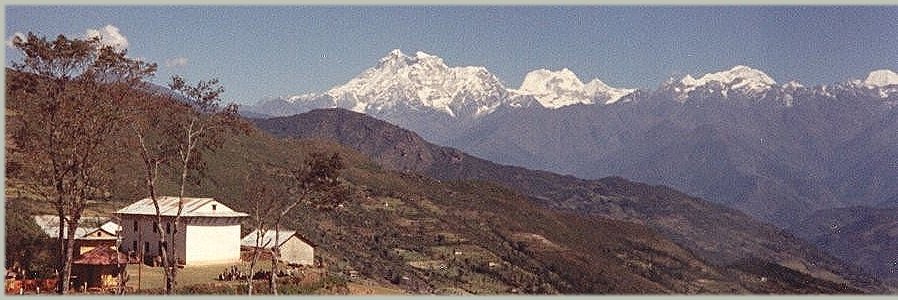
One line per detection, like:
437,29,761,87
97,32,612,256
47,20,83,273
132,241,137,251
133,220,138,232
144,242,149,254
153,221,158,233
166,222,171,234
212,204,217,211
97,232,102,237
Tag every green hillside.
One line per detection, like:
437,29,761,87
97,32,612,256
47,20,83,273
5,70,868,294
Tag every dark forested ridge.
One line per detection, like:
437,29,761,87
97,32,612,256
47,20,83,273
5,68,885,294
253,108,887,293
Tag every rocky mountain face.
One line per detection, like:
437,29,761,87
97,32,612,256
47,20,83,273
244,51,897,292
8,69,803,295
245,51,897,230
246,49,633,143
453,69,898,228
791,206,898,285
250,55,898,227
252,108,887,293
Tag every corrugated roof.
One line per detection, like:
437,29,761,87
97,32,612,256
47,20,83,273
115,196,248,218
100,221,121,235
240,229,301,248
73,245,137,265
33,215,110,239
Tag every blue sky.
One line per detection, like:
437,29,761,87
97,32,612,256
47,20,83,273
6,6,898,105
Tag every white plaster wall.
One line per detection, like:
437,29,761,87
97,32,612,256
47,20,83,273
118,216,182,258
185,224,241,265
281,238,315,266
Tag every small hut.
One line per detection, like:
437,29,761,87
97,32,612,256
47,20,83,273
240,230,316,266
72,246,135,291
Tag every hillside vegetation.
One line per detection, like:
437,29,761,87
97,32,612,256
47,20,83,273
5,69,872,294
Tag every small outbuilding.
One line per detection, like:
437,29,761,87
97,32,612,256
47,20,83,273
71,245,136,291
240,230,316,266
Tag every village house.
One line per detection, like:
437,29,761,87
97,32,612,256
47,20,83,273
115,196,248,266
71,245,137,292
240,229,316,266
32,215,120,256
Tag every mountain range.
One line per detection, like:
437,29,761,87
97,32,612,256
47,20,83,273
252,108,885,293
245,49,898,230
7,66,893,294
10,66,887,294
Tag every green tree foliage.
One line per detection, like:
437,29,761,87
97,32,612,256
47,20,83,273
4,202,55,278
7,32,156,294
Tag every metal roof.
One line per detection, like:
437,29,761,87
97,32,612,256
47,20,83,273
33,215,112,239
240,229,307,249
100,220,121,235
115,196,248,218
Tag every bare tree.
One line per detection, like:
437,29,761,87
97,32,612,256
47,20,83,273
267,152,349,295
241,168,289,295
7,33,155,294
130,75,244,294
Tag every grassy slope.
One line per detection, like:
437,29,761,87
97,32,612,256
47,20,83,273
4,70,869,294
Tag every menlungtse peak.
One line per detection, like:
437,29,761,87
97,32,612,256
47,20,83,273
515,68,635,108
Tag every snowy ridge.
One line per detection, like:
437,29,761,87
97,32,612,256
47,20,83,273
783,81,805,89
253,51,898,120
863,69,898,87
512,68,635,108
676,65,776,98
325,49,508,118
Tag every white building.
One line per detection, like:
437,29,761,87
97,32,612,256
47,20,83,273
33,215,121,256
240,229,316,266
115,196,248,266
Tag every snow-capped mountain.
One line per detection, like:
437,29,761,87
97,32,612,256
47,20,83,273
854,69,898,99
325,49,511,119
512,68,635,108
250,50,637,121
246,50,897,128
863,69,898,87
668,65,777,101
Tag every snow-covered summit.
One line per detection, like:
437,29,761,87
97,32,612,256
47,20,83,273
863,69,898,87
783,81,805,89
678,65,776,95
325,49,508,118
513,68,635,108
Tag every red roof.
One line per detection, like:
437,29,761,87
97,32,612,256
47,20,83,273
73,246,137,265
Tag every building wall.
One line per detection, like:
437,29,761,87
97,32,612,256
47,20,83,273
77,229,117,256
184,223,242,265
76,240,117,257
118,215,245,265
280,237,315,266
118,215,184,260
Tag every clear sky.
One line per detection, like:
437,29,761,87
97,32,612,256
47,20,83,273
5,6,898,105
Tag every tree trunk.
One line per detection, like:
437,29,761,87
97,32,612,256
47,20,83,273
55,207,66,294
247,226,264,295
153,218,174,294
269,223,280,295
61,217,80,294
